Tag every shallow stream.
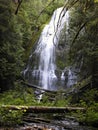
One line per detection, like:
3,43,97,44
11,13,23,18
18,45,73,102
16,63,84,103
1,116,97,130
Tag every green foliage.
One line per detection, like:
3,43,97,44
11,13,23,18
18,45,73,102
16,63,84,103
53,91,70,107
57,59,66,69
68,0,98,85
0,87,36,106
82,89,98,105
0,86,70,107
0,0,24,91
71,101,98,126
54,98,69,107
0,108,23,126
85,103,98,126
0,86,98,126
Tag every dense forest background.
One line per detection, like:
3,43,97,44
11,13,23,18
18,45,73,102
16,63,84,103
0,0,97,91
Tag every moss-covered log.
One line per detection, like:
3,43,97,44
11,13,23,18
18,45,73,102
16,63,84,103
1,105,86,113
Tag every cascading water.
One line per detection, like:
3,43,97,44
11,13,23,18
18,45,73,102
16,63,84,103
23,7,77,90
67,68,77,87
33,7,69,90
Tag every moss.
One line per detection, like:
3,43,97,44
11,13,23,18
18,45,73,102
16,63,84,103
57,60,66,69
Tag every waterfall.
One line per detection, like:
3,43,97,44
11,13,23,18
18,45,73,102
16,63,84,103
23,7,71,90
34,7,69,90
67,68,77,87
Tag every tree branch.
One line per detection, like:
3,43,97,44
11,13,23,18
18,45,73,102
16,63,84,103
15,0,23,15
71,21,88,47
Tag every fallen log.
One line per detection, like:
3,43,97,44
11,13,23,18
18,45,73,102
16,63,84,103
22,82,57,93
1,105,86,113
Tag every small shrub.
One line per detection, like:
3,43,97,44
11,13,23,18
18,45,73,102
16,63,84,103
0,107,24,126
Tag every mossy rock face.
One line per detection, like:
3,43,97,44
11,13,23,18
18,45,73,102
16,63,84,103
56,40,70,70
56,53,69,70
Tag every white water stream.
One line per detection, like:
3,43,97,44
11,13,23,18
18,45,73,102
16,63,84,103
34,7,69,90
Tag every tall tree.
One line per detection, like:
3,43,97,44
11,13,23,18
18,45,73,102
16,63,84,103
0,0,24,91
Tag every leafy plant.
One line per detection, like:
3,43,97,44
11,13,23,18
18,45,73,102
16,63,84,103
85,103,98,126
0,108,23,126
